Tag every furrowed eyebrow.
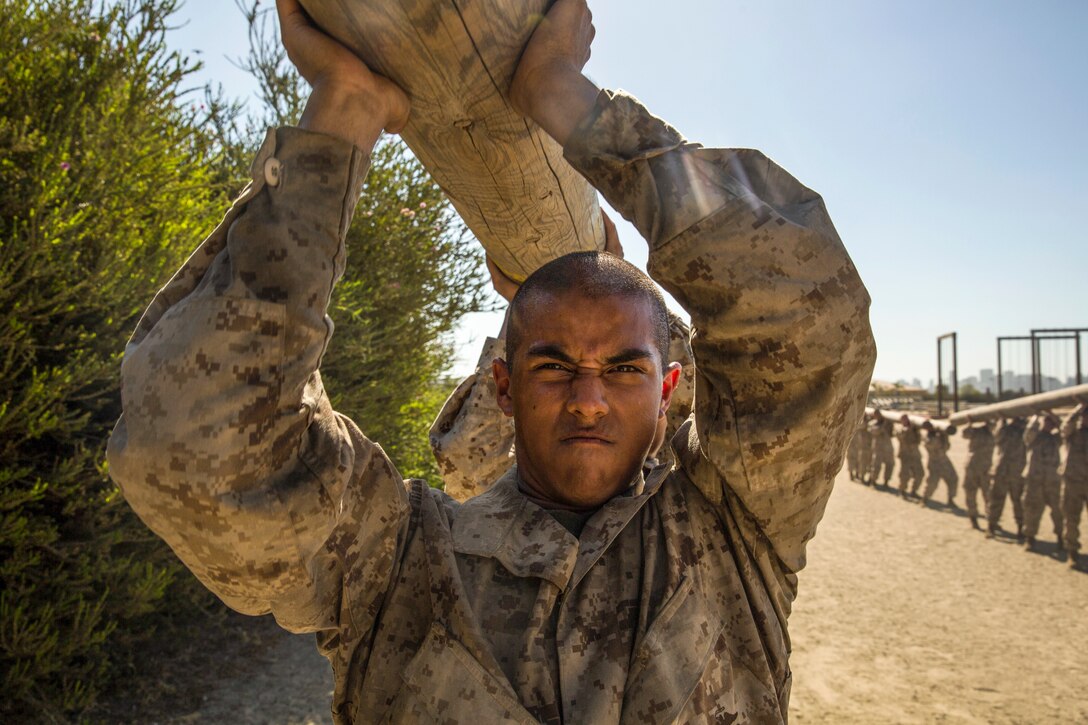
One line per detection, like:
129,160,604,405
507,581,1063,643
526,344,576,364
524,345,655,367
604,348,655,366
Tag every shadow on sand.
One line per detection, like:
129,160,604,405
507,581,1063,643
845,477,1086,575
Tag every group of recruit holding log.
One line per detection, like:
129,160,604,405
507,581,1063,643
105,0,877,722
848,403,1088,569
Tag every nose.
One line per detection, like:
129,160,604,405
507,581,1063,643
566,372,609,421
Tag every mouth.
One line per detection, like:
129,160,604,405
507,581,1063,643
560,432,614,445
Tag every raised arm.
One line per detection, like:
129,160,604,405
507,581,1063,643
510,0,875,574
106,0,412,629
1062,403,1087,438
430,334,517,501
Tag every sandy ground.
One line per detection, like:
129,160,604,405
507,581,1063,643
173,435,1087,724
161,626,334,725
789,434,1088,724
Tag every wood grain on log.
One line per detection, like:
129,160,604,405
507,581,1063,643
299,0,605,281
866,408,953,431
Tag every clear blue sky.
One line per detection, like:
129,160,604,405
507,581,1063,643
168,0,1087,386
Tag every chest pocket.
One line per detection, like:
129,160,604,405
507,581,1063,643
381,622,538,725
621,576,785,725
620,576,723,724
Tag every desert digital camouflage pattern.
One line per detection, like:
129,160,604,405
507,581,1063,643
854,417,873,482
430,312,695,501
895,423,924,496
107,90,874,724
1021,416,1062,542
846,425,862,480
867,415,895,485
1061,404,1087,554
428,336,516,501
987,417,1027,533
922,428,958,504
960,423,995,520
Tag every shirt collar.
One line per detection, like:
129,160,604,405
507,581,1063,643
450,465,668,592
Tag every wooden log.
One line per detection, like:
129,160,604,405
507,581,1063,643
298,0,605,282
866,408,952,432
947,384,1088,425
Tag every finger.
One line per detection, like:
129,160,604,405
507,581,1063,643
486,254,502,282
276,0,307,38
276,0,313,59
275,0,293,45
275,0,298,27
601,210,622,258
377,76,412,133
486,255,520,302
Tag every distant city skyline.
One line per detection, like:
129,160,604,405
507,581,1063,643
887,367,1083,396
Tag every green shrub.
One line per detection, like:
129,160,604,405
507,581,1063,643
0,0,233,718
1,0,489,718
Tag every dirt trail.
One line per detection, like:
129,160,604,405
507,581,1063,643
174,435,1087,724
790,435,1088,723
163,624,334,725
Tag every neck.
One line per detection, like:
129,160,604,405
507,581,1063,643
515,477,603,513
513,467,644,513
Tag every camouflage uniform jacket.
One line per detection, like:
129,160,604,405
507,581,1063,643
991,419,1027,478
1023,417,1061,475
855,418,873,447
924,429,952,459
1060,404,1087,481
107,90,874,724
961,424,995,473
896,425,922,458
868,417,893,448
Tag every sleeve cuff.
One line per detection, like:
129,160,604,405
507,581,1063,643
562,89,688,172
250,127,371,241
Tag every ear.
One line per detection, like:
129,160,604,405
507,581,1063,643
658,361,682,417
492,358,515,418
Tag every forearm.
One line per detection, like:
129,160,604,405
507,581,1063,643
430,337,516,500
1063,404,1086,437
115,127,367,470
563,90,876,571
1024,420,1041,446
515,68,600,148
107,127,407,619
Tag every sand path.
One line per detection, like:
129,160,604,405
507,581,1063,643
790,434,1088,723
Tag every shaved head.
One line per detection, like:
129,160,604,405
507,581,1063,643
507,252,670,369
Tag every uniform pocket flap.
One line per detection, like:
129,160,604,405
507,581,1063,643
390,622,539,724
622,576,723,723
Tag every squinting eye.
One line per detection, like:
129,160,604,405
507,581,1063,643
611,365,643,374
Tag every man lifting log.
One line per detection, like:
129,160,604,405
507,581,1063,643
107,0,875,721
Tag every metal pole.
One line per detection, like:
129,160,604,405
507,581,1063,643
1077,333,1083,386
952,332,959,413
1032,332,1039,394
997,338,1004,399
937,337,943,418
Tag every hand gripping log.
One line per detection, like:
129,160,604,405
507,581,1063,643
299,0,606,282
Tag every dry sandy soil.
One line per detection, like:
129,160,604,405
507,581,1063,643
169,434,1087,724
789,434,1088,724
